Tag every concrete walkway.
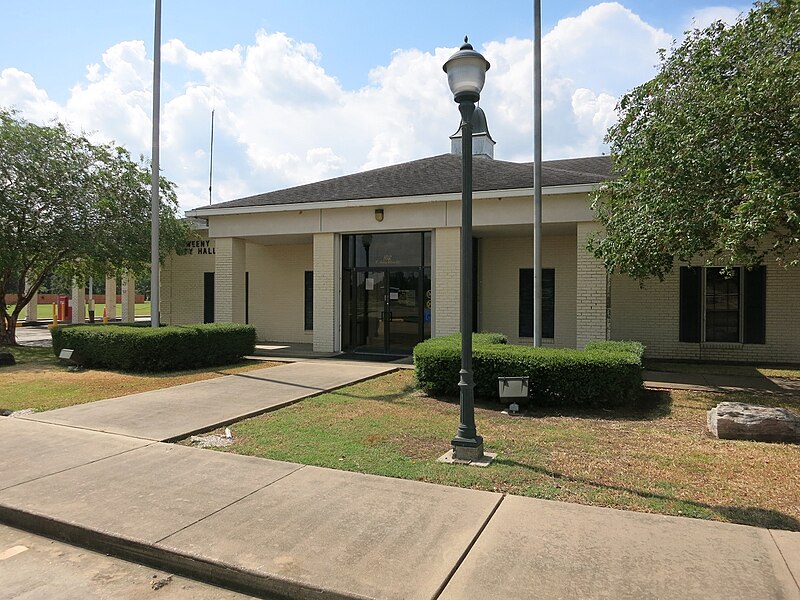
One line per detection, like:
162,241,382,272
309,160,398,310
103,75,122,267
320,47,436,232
0,360,798,599
644,369,800,394
1,417,798,600
24,360,396,441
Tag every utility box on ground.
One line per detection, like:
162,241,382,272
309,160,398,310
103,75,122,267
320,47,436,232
498,376,529,403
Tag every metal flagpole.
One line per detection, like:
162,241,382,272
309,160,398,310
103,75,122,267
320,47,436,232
209,108,215,205
150,0,162,328
533,0,543,346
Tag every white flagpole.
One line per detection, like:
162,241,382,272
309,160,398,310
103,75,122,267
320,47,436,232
150,0,162,328
533,0,543,346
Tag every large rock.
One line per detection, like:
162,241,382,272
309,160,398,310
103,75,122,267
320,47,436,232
0,352,15,366
707,402,800,443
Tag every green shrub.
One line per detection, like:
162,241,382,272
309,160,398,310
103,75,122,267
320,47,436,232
51,323,256,372
584,339,645,361
414,335,643,408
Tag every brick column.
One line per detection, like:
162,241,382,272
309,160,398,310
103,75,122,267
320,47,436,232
313,233,338,352
121,274,136,323
71,280,86,324
433,227,461,337
105,276,117,321
214,237,246,323
25,279,38,323
576,222,608,348
159,255,172,324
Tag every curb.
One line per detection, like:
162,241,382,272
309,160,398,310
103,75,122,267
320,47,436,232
0,503,363,600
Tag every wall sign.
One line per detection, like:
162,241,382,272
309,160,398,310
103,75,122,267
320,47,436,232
185,240,216,255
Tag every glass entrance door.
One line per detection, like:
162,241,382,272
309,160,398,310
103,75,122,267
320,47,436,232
386,270,421,354
356,270,387,352
351,268,425,354
342,232,432,354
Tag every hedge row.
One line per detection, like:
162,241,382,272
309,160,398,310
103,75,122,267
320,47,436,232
413,334,643,408
51,323,256,372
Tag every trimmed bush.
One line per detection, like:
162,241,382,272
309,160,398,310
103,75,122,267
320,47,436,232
584,339,645,362
414,335,643,408
51,323,256,372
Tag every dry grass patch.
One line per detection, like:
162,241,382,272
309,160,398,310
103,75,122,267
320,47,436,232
213,369,800,531
0,346,279,412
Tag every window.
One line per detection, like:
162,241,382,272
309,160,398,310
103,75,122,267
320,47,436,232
705,268,739,342
519,268,555,338
304,271,313,330
679,266,766,344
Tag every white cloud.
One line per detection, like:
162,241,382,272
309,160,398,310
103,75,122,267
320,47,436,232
0,3,680,213
0,68,62,123
482,2,672,161
686,6,745,30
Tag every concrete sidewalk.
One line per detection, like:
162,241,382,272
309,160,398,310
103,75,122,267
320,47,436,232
0,417,798,600
24,360,396,441
644,369,800,394
1,357,799,599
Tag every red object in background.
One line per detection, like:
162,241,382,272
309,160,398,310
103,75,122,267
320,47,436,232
57,295,72,322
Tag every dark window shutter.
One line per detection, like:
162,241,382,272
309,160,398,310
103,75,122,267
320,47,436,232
203,272,214,324
519,269,533,338
542,269,555,339
743,266,766,344
679,267,702,342
304,271,314,330
519,268,555,338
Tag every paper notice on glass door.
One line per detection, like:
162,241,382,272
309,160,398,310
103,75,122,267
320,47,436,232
365,278,374,290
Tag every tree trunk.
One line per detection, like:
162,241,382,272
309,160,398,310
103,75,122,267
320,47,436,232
0,313,18,346
0,296,24,346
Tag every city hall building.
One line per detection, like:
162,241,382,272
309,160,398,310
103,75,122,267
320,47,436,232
161,110,800,363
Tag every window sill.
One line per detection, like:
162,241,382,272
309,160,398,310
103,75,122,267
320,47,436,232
701,342,743,349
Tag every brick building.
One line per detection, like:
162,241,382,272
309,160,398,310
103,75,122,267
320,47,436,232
161,109,800,363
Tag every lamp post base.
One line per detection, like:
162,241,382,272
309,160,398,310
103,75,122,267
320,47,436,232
451,436,484,461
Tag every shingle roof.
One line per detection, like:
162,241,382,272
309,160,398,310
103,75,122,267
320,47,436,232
211,154,612,209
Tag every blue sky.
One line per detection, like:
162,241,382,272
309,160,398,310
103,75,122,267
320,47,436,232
0,1,749,211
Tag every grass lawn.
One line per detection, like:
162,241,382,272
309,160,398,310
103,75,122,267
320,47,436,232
0,346,278,413
9,302,151,321
209,369,800,531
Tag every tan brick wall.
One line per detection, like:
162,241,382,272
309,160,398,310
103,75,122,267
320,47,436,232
215,237,246,323
313,233,337,352
433,227,461,337
246,243,313,342
611,263,800,362
480,234,577,347
160,232,216,325
576,222,608,348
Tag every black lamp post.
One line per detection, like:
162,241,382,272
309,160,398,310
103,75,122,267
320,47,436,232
443,37,490,461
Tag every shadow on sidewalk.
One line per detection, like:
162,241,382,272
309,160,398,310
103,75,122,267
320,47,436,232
493,457,800,532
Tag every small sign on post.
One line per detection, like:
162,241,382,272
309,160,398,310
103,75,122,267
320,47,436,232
498,376,529,402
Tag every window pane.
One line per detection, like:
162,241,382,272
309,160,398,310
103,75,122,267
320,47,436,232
705,267,739,342
355,233,423,267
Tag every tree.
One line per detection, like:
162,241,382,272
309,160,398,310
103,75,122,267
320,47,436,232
589,0,800,281
0,109,190,345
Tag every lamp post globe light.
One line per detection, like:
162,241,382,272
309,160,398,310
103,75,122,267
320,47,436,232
443,38,489,462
